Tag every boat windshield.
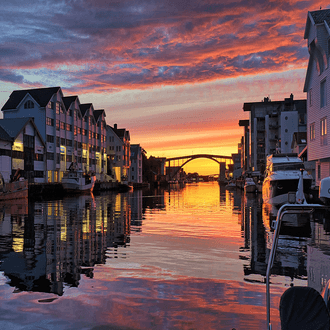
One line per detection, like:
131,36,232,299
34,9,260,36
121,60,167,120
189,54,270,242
272,163,304,171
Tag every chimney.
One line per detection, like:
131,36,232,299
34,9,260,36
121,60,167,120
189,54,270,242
114,123,117,129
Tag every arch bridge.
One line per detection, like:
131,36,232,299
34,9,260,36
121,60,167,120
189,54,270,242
166,154,233,180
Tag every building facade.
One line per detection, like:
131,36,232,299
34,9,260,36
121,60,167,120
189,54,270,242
1,87,107,183
130,144,143,184
304,9,330,186
106,124,131,183
243,95,307,174
0,118,45,183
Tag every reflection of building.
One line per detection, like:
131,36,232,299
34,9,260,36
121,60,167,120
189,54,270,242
240,194,308,282
307,218,330,293
130,190,143,231
0,194,132,295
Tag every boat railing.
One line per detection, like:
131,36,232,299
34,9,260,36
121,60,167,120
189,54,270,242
266,202,328,330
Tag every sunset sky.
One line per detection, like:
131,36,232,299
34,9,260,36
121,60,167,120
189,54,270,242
0,0,328,174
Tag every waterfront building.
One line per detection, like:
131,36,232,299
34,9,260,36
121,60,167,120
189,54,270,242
304,9,330,186
130,144,143,184
0,118,45,183
242,95,307,174
106,124,131,183
1,87,107,183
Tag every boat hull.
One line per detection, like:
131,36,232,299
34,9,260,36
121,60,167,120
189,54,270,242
61,171,96,194
0,180,28,201
262,176,312,206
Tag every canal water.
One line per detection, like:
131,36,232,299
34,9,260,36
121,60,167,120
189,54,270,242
0,181,329,329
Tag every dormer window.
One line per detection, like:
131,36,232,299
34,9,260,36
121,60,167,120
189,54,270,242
24,100,34,109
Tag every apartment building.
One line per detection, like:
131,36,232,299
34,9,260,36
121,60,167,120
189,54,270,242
243,95,307,173
304,9,330,186
130,144,143,184
106,124,131,183
1,87,107,183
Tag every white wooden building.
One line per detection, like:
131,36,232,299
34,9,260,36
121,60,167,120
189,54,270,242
304,9,330,186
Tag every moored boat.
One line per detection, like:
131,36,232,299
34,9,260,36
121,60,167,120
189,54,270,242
61,165,96,193
262,153,312,206
0,171,28,201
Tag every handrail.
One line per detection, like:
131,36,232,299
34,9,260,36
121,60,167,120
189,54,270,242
266,203,326,330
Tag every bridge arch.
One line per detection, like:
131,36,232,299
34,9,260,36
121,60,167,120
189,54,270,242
165,154,232,180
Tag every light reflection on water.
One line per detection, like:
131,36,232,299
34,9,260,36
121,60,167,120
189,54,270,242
0,182,329,329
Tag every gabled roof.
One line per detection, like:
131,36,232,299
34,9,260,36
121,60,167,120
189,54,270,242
0,117,45,146
62,96,78,111
0,126,13,142
1,87,61,111
79,103,93,117
310,9,330,25
94,109,105,122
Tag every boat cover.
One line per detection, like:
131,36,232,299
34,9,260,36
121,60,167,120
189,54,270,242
279,286,330,330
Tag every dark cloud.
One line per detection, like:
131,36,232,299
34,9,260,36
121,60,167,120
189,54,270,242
0,0,318,91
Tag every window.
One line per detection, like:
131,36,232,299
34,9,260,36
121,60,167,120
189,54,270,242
309,89,312,106
310,122,315,141
56,120,60,131
66,139,72,147
61,138,65,145
66,124,72,131
47,152,54,160
321,117,327,146
74,126,77,135
56,102,61,114
77,127,81,135
35,154,44,161
46,117,54,126
321,80,327,108
60,122,65,130
34,171,44,178
66,155,72,162
24,100,34,109
56,137,60,145
47,135,54,143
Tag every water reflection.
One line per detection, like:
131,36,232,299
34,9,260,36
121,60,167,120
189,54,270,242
0,193,131,296
2,184,330,329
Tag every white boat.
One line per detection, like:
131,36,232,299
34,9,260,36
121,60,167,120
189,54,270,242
319,177,330,205
61,168,96,193
244,177,257,193
262,153,312,206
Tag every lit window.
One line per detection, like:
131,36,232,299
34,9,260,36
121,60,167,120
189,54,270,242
321,117,327,146
310,122,315,141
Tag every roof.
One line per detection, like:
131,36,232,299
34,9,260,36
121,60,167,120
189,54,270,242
79,103,93,117
62,96,78,111
0,117,32,140
1,87,61,111
93,110,105,122
0,126,13,142
310,9,330,24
